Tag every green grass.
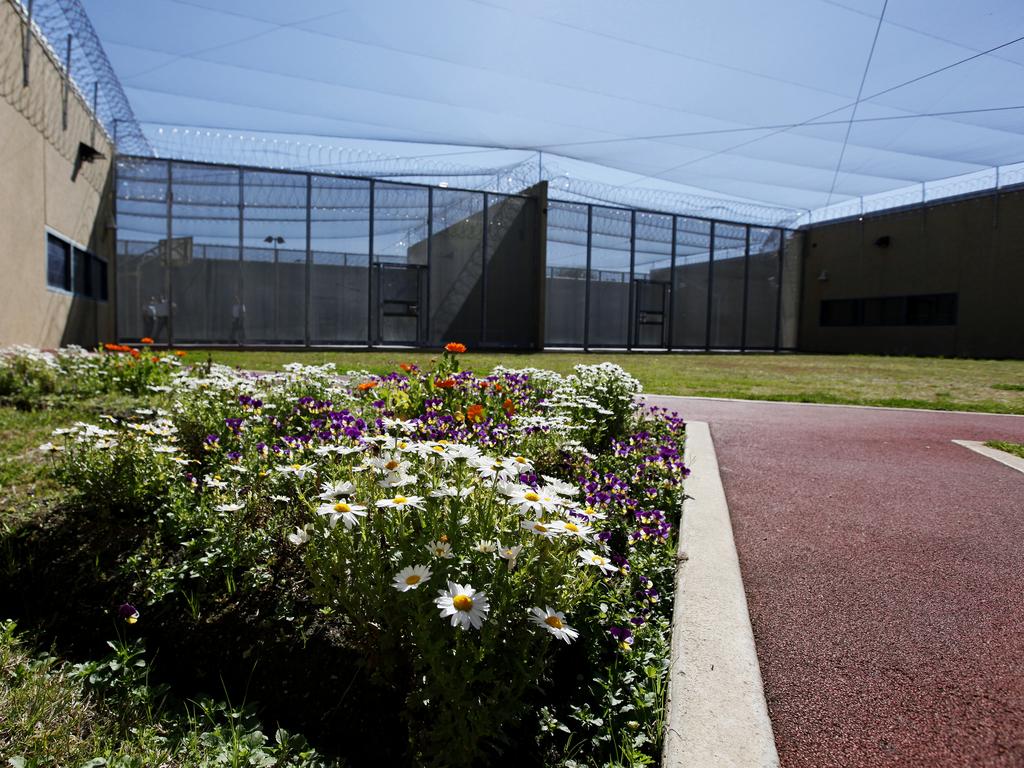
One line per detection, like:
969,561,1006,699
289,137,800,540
984,440,1024,459
195,349,1024,415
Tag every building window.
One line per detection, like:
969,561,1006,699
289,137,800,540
46,233,71,291
46,231,106,301
74,247,92,296
821,293,957,327
92,256,109,301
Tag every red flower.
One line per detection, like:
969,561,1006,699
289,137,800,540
444,342,467,354
140,337,154,344
399,363,417,373
173,350,187,357
357,380,379,391
434,378,456,390
503,398,515,416
467,404,484,422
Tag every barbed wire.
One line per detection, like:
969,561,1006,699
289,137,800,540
14,0,149,154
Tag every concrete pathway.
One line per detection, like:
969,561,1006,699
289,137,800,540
643,396,1024,768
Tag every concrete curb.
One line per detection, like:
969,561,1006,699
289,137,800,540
952,440,1024,475
662,421,779,768
642,392,1024,418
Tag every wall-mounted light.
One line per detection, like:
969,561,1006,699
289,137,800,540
818,270,829,282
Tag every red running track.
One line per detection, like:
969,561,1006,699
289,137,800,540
643,396,1024,768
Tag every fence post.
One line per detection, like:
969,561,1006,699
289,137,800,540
62,34,71,130
22,0,34,87
303,174,312,347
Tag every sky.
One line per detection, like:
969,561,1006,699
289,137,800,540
76,0,1024,223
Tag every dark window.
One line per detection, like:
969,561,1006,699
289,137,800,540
46,234,71,290
92,256,108,301
907,294,957,325
821,294,957,327
74,247,92,296
820,298,858,327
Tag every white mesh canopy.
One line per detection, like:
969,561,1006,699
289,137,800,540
78,0,1024,224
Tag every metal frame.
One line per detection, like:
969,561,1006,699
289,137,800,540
116,156,798,352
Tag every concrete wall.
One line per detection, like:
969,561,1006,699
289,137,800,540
800,188,1024,359
0,0,114,348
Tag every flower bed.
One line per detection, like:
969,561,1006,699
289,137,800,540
6,344,687,766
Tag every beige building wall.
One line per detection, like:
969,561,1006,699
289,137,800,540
0,0,114,348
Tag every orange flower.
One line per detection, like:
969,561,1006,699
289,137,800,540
129,349,141,358
151,356,160,363
467,404,484,422
357,380,379,391
140,337,154,344
399,363,416,373
444,342,467,354
173,350,187,357
434,378,456,389
478,381,490,389
502,398,515,416
494,383,503,392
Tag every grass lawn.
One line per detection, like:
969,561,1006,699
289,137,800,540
194,349,1024,415
984,440,1024,459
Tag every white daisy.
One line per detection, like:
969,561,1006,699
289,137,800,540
392,564,433,592
214,502,245,512
376,495,426,510
430,485,474,499
377,472,417,489
504,485,560,515
426,540,454,559
577,549,618,574
37,442,63,453
435,582,490,630
541,475,578,497
473,539,497,554
472,456,517,481
204,475,228,490
507,455,534,472
317,500,368,529
371,454,413,476
276,463,316,479
549,519,594,541
446,444,482,461
528,607,579,644
287,525,311,546
521,519,558,539
498,543,522,567
318,479,357,501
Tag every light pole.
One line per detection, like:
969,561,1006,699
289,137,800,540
264,235,284,338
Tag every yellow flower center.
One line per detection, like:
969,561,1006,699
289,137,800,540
533,523,548,532
333,502,351,513
524,492,540,502
291,464,302,470
453,594,473,612
404,574,422,585
393,496,407,504
385,460,400,470
544,615,564,629
565,522,579,532
514,456,527,464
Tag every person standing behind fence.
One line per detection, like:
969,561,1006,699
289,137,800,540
143,296,157,339
154,295,170,342
231,295,246,344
